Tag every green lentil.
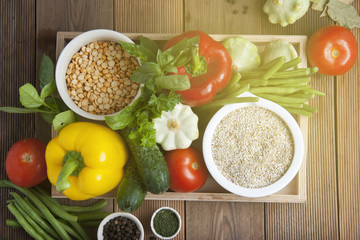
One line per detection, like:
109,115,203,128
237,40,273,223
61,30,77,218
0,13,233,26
153,209,179,237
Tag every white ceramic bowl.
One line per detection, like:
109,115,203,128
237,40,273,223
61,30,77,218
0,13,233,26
150,207,182,239
97,212,144,240
55,29,141,120
203,92,304,198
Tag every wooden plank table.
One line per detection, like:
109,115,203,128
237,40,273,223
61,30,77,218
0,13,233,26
1,0,359,239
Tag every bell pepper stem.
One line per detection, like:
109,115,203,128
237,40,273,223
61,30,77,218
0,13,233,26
56,151,85,193
191,44,202,72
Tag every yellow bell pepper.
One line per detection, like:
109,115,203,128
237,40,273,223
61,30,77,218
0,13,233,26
45,122,128,201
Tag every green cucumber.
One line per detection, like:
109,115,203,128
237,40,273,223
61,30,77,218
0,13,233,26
117,158,147,212
120,128,170,194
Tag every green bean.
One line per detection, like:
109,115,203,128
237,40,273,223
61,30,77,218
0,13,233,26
24,197,43,217
225,83,250,99
215,71,241,99
13,201,56,240
267,76,310,86
277,102,304,109
303,104,318,113
58,221,84,240
0,180,70,240
79,220,102,227
256,56,286,71
256,93,308,104
310,67,319,74
75,211,110,222
69,221,91,240
10,192,60,239
270,68,311,79
6,219,21,228
7,202,45,240
293,85,310,92
239,78,268,87
250,86,295,95
262,56,285,80
277,82,309,88
29,188,78,222
306,88,325,96
289,93,315,99
278,57,302,71
61,199,108,213
284,107,313,117
201,97,259,109
33,187,90,240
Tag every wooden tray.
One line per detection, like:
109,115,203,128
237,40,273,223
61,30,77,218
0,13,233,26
52,32,308,203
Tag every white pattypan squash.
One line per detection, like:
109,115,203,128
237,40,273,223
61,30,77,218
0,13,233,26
153,103,199,151
263,0,310,27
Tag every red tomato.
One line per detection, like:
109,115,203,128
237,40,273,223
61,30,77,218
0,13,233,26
5,138,47,188
307,25,358,76
165,147,208,192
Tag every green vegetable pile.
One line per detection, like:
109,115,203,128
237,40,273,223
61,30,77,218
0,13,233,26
240,56,324,116
1,180,109,240
105,36,200,147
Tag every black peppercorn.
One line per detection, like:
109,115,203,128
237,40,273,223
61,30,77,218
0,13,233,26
103,216,141,239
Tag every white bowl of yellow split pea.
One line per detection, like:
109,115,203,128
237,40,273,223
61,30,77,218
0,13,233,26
55,29,141,120
203,92,304,198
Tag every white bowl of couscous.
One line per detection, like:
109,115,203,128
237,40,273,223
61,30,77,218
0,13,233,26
203,92,304,198
55,29,141,120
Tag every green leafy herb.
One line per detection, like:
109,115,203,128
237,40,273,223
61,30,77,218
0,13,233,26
40,80,56,99
155,75,190,91
105,36,206,146
327,0,360,29
130,62,163,84
53,110,77,132
0,54,76,131
39,54,55,89
119,36,159,62
19,83,44,108
0,107,51,114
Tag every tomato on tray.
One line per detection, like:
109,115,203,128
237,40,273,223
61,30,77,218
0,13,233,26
307,25,358,76
5,138,47,188
165,147,208,193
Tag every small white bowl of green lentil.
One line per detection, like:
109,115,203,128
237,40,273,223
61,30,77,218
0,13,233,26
97,212,144,240
55,29,141,120
203,92,304,198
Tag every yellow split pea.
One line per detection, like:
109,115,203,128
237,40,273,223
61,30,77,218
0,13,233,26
65,41,140,115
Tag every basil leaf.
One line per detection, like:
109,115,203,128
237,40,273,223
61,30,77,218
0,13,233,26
120,38,158,62
156,50,175,68
105,104,135,130
19,83,43,108
163,65,178,74
130,62,163,83
40,80,56,99
39,54,55,89
139,36,159,62
155,75,190,91
0,107,52,114
53,110,76,132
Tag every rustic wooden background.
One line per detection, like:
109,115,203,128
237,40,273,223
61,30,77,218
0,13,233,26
1,0,359,239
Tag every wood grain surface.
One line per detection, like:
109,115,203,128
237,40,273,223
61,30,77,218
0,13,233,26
1,0,360,239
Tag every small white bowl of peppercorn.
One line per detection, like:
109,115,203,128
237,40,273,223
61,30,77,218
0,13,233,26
150,207,182,239
56,29,141,121
97,212,144,240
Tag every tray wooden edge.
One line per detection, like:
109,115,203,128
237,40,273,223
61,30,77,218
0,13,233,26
52,31,308,203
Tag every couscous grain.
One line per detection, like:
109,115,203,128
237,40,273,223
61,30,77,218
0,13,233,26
211,106,294,188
